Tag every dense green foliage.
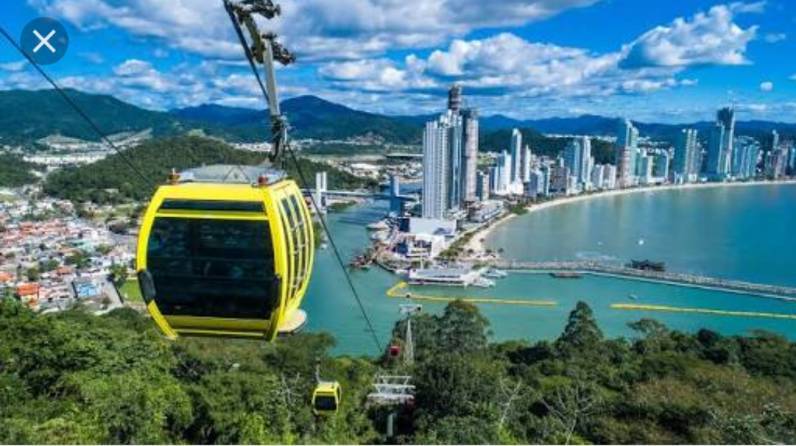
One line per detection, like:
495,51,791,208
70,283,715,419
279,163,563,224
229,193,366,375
42,136,376,204
480,128,615,164
2,297,795,444
0,153,38,187
0,89,184,144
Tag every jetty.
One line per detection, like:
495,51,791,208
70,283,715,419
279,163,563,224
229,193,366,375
491,260,796,300
386,281,556,307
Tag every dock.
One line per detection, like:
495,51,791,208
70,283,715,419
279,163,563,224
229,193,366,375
612,303,796,321
386,281,556,307
491,261,796,300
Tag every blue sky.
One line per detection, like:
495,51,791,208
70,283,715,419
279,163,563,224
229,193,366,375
1,0,795,122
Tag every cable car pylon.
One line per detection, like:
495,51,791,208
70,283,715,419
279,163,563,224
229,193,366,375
399,303,421,365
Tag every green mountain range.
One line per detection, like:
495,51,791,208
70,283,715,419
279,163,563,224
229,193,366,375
2,88,793,152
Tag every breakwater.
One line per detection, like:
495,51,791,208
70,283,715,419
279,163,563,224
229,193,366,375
491,261,796,300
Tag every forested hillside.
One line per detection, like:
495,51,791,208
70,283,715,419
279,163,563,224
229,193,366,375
1,298,794,444
42,136,376,203
0,89,183,145
0,154,39,187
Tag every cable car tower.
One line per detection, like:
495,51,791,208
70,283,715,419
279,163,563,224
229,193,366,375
399,303,421,365
368,304,420,438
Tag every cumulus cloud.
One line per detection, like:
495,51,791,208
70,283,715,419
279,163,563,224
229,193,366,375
18,0,774,120
759,81,773,91
29,0,598,60
619,3,758,68
317,3,763,99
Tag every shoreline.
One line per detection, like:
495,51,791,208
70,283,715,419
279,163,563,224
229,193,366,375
465,179,796,255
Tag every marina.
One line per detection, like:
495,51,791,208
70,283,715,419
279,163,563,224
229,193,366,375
492,261,796,300
302,184,796,355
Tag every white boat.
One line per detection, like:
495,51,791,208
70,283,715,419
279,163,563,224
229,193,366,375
407,267,486,287
483,268,508,279
473,277,496,288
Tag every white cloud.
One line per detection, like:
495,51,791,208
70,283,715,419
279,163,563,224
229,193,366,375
30,0,599,60
763,32,786,43
17,0,780,122
0,60,27,72
321,30,702,100
78,52,104,64
319,57,435,91
619,3,758,68
728,1,766,13
759,81,773,91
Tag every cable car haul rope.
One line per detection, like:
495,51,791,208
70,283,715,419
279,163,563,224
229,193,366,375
133,0,385,351
1,0,390,415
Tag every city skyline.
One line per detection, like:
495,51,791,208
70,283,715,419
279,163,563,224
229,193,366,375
0,1,795,122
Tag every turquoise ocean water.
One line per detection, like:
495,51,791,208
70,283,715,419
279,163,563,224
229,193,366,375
303,184,796,355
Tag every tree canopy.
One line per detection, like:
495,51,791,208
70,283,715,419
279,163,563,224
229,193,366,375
1,297,795,444
42,136,377,204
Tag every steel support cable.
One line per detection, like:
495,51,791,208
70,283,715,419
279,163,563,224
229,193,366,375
223,2,384,353
0,27,156,191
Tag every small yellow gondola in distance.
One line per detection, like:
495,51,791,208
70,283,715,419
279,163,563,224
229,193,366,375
312,381,342,415
136,168,314,340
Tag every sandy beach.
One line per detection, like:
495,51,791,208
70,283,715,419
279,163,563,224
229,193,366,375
463,179,796,256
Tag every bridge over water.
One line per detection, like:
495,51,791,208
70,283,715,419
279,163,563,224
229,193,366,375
303,172,417,213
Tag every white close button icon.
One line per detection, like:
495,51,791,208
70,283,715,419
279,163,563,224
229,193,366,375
21,17,69,65
32,29,56,53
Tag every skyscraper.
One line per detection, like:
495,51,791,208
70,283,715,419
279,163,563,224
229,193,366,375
564,136,592,188
422,114,452,219
510,129,522,183
615,118,639,187
706,122,725,177
706,107,735,178
652,151,670,180
445,112,464,211
579,137,592,185
421,85,480,219
460,108,479,204
788,146,796,175
491,151,513,195
448,83,462,112
475,170,489,201
732,136,760,179
673,128,698,183
603,165,617,189
718,107,735,174
520,145,532,183
590,164,605,189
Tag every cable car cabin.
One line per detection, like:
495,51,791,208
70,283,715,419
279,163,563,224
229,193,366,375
312,381,341,415
136,169,314,340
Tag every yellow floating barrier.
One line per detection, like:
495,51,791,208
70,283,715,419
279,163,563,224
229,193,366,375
611,303,796,320
386,281,556,307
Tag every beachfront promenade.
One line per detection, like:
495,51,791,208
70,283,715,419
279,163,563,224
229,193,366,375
490,260,796,300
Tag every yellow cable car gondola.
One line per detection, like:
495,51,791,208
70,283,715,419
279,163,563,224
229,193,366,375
312,381,342,415
136,169,314,340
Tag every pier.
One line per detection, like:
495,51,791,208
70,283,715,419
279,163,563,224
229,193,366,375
386,281,557,307
612,303,796,321
490,260,796,300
